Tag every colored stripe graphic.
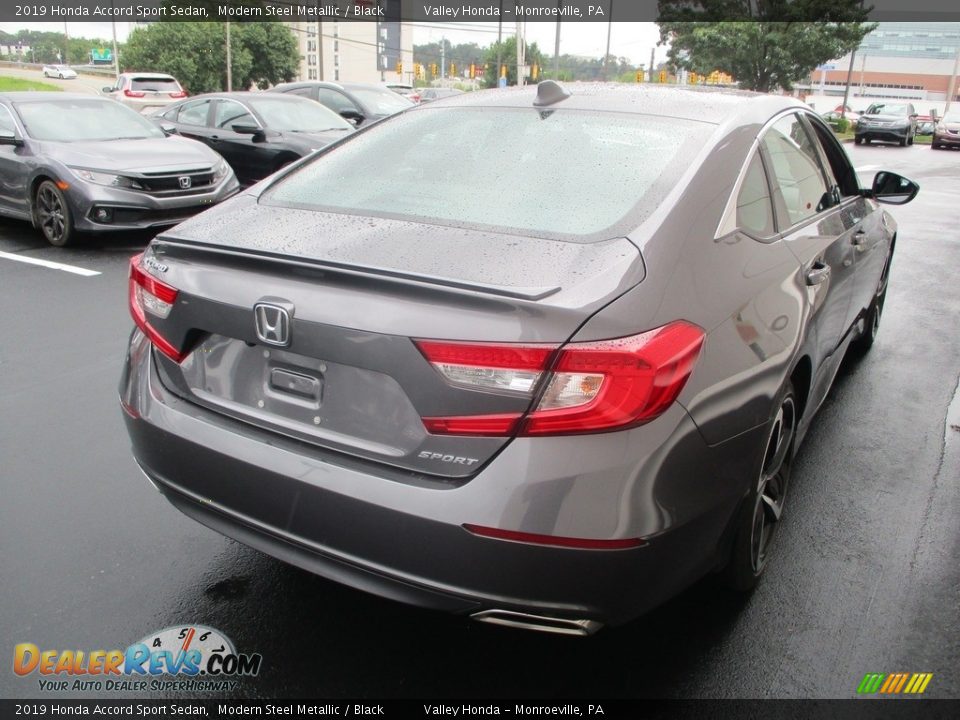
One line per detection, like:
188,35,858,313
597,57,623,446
858,673,886,694
858,672,932,694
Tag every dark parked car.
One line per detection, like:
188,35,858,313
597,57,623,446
931,111,960,149
270,81,414,126
0,93,238,247
855,101,918,146
121,82,917,635
153,92,354,187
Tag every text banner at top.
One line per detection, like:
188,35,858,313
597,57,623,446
4,0,960,24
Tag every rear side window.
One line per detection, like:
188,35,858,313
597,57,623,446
215,100,257,130
736,153,775,237
263,107,713,239
761,114,830,228
177,99,211,127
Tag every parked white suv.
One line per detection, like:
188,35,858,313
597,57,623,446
102,73,187,114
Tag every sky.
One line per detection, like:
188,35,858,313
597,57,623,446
0,21,668,67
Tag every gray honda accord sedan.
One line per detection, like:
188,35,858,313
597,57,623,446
120,82,917,635
0,93,239,246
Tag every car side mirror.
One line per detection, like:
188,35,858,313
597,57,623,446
159,122,178,136
870,171,919,205
232,124,266,142
339,109,364,125
0,130,24,147
909,113,919,119
102,86,116,93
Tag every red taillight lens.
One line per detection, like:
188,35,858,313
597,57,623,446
169,90,187,99
522,321,705,435
417,321,704,437
128,253,184,363
123,89,146,98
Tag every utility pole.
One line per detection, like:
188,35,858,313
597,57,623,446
649,47,655,83
318,21,324,81
553,4,561,79
516,21,525,87
946,45,960,115
858,53,866,97
110,16,119,80
840,50,856,121
496,3,502,87
63,22,69,65
602,1,613,81
225,22,232,91
440,37,445,79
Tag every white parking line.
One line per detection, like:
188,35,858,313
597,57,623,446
0,251,101,277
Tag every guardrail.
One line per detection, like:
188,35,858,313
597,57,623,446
0,60,117,77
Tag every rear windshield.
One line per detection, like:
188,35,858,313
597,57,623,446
262,106,712,239
131,77,181,92
349,87,414,115
246,97,352,132
15,98,164,142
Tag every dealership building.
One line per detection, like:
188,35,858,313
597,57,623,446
802,22,960,113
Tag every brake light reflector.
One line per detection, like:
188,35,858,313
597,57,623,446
128,253,184,363
169,90,188,99
418,321,704,437
463,524,646,550
123,89,146,98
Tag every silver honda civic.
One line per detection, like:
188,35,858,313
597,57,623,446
0,93,238,246
120,82,917,635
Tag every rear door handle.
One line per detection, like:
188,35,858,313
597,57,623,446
806,264,831,286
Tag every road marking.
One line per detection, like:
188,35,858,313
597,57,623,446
0,250,100,276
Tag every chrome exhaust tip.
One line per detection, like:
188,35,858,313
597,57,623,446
471,609,602,637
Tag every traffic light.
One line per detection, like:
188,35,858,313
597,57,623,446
636,70,644,83
415,63,423,79
469,63,476,79
688,71,698,85
395,61,402,75
531,64,539,80
500,64,507,78
431,63,438,76
450,63,456,77
659,70,667,83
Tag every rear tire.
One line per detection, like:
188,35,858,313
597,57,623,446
854,136,863,145
33,180,76,247
721,380,797,592
852,245,893,353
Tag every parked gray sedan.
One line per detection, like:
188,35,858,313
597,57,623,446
0,93,238,246
120,82,917,635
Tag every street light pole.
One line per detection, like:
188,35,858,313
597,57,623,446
225,22,232,91
840,49,856,121
602,1,614,81
553,3,561,80
110,15,119,80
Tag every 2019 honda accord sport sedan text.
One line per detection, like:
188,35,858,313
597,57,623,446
120,82,917,635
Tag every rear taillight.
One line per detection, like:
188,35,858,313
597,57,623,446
128,253,184,363
416,321,704,437
169,90,187,99
123,89,146,98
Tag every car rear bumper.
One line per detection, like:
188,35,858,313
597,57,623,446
120,330,762,627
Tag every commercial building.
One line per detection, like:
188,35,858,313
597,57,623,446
286,19,414,85
802,22,960,114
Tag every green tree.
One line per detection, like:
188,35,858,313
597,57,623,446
232,22,300,89
122,21,297,94
657,1,875,92
481,38,546,88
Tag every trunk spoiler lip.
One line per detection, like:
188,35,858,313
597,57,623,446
152,237,564,302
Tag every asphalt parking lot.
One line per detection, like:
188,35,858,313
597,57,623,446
1,141,958,700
